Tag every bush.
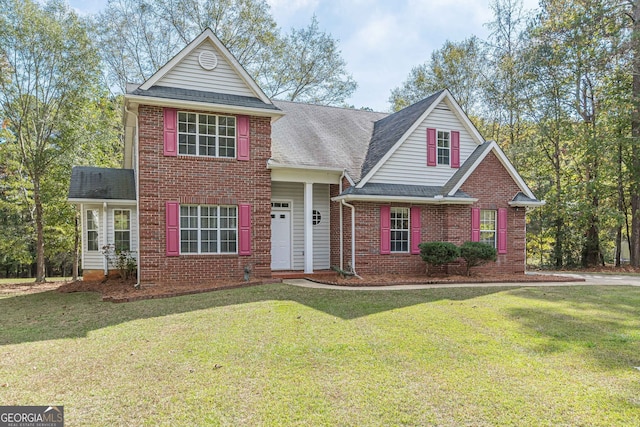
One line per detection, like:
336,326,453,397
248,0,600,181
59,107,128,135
460,241,497,276
102,244,137,280
418,242,460,275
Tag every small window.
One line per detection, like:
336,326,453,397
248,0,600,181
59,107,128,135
86,210,99,251
312,210,321,225
114,210,131,252
480,210,497,247
390,207,409,253
437,131,450,165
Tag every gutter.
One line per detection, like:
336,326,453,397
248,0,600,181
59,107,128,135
124,94,285,119
331,194,478,205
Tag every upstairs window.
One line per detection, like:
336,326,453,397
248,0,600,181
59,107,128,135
178,112,236,158
437,131,450,165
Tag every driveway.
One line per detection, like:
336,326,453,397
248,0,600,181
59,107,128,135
284,272,640,291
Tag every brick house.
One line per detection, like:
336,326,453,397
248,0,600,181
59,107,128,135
68,29,543,284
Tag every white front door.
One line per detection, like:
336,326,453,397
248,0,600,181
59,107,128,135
271,211,291,270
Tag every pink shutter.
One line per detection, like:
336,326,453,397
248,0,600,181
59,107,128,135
238,204,251,255
380,205,391,255
166,201,180,256
451,131,460,168
427,128,436,166
237,115,250,161
498,208,507,254
471,208,480,242
410,206,421,254
163,108,178,156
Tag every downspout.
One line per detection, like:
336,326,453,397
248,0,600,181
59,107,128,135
339,171,344,271
124,103,141,289
341,198,360,279
103,201,108,276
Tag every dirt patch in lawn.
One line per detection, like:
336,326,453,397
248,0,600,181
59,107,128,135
306,271,582,287
0,280,68,296
57,277,277,303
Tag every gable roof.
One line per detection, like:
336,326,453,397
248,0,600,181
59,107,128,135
68,167,136,201
357,89,485,187
443,140,541,203
139,28,272,105
360,90,443,180
270,100,387,180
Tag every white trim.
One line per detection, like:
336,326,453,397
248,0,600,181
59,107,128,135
357,90,485,188
269,164,343,185
69,198,136,205
139,28,272,105
446,141,537,200
124,94,283,118
509,200,546,207
304,183,314,274
331,194,477,205
267,161,344,173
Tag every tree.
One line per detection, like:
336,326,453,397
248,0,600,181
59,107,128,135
389,37,485,113
0,0,105,282
260,16,357,105
97,1,356,105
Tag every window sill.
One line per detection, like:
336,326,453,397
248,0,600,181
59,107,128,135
176,155,237,162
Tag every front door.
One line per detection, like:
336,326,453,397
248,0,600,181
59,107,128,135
271,211,291,270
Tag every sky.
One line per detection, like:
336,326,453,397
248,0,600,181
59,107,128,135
67,0,541,112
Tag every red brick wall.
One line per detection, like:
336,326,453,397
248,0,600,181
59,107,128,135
137,105,272,285
331,150,527,275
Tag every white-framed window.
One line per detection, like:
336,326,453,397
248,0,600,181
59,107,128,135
180,205,237,254
113,210,131,252
437,130,450,165
86,210,99,251
178,112,236,158
480,210,497,247
390,207,409,253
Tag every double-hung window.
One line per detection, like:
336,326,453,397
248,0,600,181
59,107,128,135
180,205,237,254
390,207,409,253
178,112,236,158
480,210,497,247
437,131,450,165
86,210,99,251
114,210,131,252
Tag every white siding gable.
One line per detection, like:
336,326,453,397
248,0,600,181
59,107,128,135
369,99,483,186
155,40,256,98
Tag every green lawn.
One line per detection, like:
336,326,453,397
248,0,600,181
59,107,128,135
0,277,72,285
1,284,639,426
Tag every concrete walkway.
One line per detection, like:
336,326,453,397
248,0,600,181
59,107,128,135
283,272,640,291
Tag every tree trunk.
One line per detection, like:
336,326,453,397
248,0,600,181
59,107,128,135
630,1,640,267
33,178,46,283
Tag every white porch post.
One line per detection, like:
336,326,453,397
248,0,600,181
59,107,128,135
304,182,314,273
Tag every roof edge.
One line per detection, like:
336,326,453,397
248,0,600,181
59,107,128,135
331,194,477,205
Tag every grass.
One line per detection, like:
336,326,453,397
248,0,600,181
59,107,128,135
0,284,639,426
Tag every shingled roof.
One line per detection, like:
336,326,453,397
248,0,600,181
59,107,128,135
128,85,280,111
360,90,444,180
69,167,136,201
340,182,473,200
270,100,387,179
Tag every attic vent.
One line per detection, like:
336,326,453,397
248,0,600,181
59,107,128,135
198,50,218,70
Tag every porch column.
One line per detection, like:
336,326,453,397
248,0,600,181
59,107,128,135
304,182,313,273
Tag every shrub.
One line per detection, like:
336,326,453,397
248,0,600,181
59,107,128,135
102,244,137,280
460,241,497,276
418,242,460,275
